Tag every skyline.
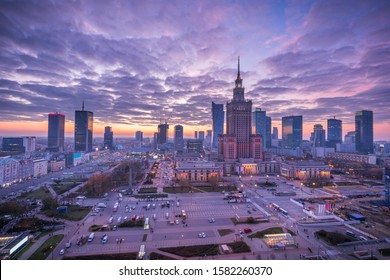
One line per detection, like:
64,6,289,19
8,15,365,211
1,1,390,140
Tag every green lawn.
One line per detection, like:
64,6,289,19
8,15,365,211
64,252,138,260
51,183,79,195
138,187,158,193
160,244,219,257
227,241,251,253
18,187,51,200
248,227,284,238
28,234,64,260
196,185,237,192
335,182,364,186
43,205,91,221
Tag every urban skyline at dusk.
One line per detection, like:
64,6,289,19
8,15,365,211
1,1,389,140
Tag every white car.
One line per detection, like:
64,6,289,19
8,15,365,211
59,249,65,255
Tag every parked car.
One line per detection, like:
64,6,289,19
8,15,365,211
59,249,65,255
244,228,252,233
198,232,206,238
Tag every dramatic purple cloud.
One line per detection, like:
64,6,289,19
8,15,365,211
0,0,389,139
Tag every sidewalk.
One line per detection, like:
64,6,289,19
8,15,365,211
19,234,51,260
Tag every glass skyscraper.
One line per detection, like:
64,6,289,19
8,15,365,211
355,110,373,154
75,102,93,152
252,108,267,150
282,116,303,149
48,113,65,152
212,102,224,149
104,126,113,150
327,117,342,147
174,125,184,152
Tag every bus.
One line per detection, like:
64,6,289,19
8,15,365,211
181,209,187,220
144,217,150,230
87,232,95,242
137,245,145,260
113,202,119,212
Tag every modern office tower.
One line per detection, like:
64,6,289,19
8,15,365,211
344,131,356,144
194,131,198,139
199,131,205,141
135,131,143,143
158,123,169,144
355,110,374,154
327,117,342,147
272,127,278,140
48,112,65,152
212,102,224,149
282,115,303,149
219,57,262,160
266,116,272,149
74,101,93,152
187,139,203,153
313,124,326,147
252,108,267,150
174,125,184,152
2,137,25,153
104,126,114,150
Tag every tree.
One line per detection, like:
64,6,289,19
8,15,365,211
178,177,190,193
42,196,58,211
208,173,220,191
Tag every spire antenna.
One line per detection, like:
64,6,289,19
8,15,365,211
237,56,241,80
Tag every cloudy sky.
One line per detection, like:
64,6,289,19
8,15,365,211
1,0,389,140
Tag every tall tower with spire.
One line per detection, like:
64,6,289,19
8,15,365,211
75,101,93,152
219,57,262,166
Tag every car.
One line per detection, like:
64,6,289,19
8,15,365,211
112,225,117,231
124,216,128,221
247,210,252,214
244,228,252,233
59,249,65,255
65,241,72,248
125,208,129,213
208,218,215,223
198,232,206,238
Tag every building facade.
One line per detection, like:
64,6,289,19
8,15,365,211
136,131,143,143
75,102,93,152
313,124,326,147
2,138,25,153
48,113,65,152
103,126,114,150
158,123,169,144
280,161,330,181
174,161,223,182
327,117,342,148
212,102,224,149
218,57,262,161
33,158,48,177
355,110,374,154
327,152,376,165
282,116,303,149
174,125,184,152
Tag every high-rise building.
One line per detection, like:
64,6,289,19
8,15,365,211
218,57,262,161
75,101,93,152
23,137,36,153
153,132,159,150
266,116,272,149
2,137,25,153
135,131,143,143
194,131,198,139
272,127,278,140
282,116,303,149
104,126,114,150
158,123,169,144
212,102,224,149
174,125,184,152
48,113,65,152
313,124,326,147
252,108,267,150
198,131,205,141
344,131,356,144
187,139,203,153
355,110,374,154
327,117,342,147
